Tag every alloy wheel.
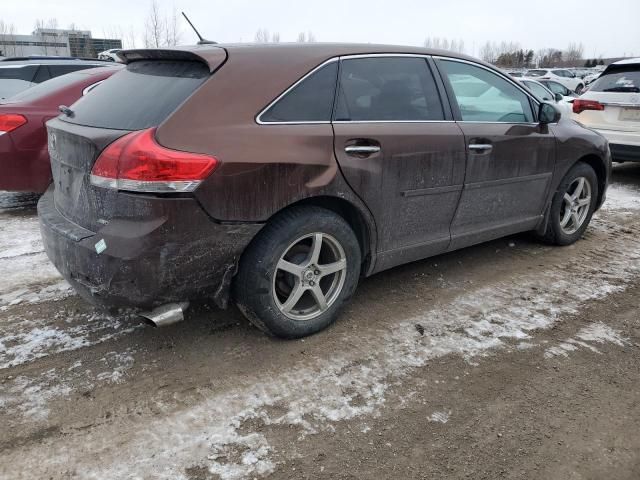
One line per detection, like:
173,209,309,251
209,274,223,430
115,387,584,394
559,176,592,235
272,232,347,321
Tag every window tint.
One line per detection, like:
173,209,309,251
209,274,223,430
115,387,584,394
523,81,553,101
335,57,444,121
0,65,38,82
48,64,97,78
62,60,209,130
33,65,51,83
542,80,569,96
6,71,88,103
260,62,338,122
440,60,534,123
589,68,640,93
526,69,547,77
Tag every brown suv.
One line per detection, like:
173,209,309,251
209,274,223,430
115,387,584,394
39,44,611,338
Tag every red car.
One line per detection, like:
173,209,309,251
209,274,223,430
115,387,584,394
0,66,121,192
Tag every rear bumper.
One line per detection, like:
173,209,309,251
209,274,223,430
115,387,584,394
609,143,640,162
38,187,262,310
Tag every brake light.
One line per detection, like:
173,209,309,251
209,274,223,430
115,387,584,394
90,128,218,193
573,99,605,114
0,114,27,133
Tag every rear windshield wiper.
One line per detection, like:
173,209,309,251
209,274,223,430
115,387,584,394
602,86,640,93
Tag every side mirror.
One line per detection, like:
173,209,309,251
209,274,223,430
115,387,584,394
554,92,563,102
539,102,561,124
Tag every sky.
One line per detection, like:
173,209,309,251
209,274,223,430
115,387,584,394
2,0,639,58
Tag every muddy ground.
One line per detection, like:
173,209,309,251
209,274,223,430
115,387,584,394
1,164,640,479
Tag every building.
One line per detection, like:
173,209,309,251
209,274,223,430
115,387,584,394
0,28,122,59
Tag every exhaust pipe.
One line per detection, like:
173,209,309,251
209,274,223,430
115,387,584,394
140,302,189,327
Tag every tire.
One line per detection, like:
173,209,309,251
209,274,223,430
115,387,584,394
234,205,361,338
575,83,584,94
539,162,598,246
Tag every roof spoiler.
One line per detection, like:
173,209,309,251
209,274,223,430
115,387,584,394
116,47,226,72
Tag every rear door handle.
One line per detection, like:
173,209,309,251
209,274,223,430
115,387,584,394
468,144,493,154
345,145,381,155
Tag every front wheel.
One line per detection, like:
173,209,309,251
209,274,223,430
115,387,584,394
575,83,584,94
538,162,598,246
234,206,361,338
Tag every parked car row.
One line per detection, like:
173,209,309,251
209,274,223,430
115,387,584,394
0,65,122,191
24,43,612,338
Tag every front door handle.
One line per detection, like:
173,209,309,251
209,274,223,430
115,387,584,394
468,144,493,154
345,145,381,155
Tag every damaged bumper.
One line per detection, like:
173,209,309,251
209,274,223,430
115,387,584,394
38,186,262,310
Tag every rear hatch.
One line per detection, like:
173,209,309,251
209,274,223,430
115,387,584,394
47,49,225,231
577,64,640,133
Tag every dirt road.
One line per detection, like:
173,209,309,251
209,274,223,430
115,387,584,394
1,165,640,480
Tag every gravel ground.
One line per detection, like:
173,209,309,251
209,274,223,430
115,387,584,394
1,164,639,479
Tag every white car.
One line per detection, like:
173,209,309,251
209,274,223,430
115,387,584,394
518,78,573,115
536,79,577,102
526,68,585,94
572,58,640,162
97,49,122,62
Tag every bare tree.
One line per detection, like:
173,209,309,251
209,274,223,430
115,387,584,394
144,0,164,48
34,19,49,55
564,42,584,63
296,31,316,42
255,29,270,43
164,7,182,46
123,26,138,49
424,37,464,53
254,29,280,43
479,41,497,64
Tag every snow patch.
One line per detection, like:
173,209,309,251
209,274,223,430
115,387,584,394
544,322,627,358
602,184,640,211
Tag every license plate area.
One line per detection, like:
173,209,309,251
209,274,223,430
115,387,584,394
619,107,640,121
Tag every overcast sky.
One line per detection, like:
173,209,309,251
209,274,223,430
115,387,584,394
3,0,639,58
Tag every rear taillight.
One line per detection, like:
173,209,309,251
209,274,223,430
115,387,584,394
0,114,27,134
572,99,605,114
90,128,218,193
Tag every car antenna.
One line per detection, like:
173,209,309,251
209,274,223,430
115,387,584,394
182,12,217,45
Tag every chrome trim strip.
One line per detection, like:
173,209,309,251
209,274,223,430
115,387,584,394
332,120,455,124
434,55,541,106
256,57,339,125
599,102,640,108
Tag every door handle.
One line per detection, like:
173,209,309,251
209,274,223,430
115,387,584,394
468,144,493,154
345,145,381,155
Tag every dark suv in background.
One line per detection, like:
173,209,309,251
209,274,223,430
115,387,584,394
0,58,107,100
39,44,610,338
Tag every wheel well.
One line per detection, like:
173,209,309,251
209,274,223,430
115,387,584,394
278,196,372,271
578,154,606,206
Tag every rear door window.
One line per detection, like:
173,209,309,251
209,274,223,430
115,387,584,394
62,60,209,130
440,60,534,123
48,64,98,78
259,62,338,123
334,57,444,121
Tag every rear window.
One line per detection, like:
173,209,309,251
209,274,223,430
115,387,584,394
3,71,88,103
62,60,209,130
526,70,547,77
0,64,38,81
589,68,640,93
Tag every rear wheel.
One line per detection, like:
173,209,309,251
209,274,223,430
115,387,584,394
575,83,584,94
539,162,598,245
234,206,361,338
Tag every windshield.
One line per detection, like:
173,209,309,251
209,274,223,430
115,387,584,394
589,68,640,93
526,70,547,77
